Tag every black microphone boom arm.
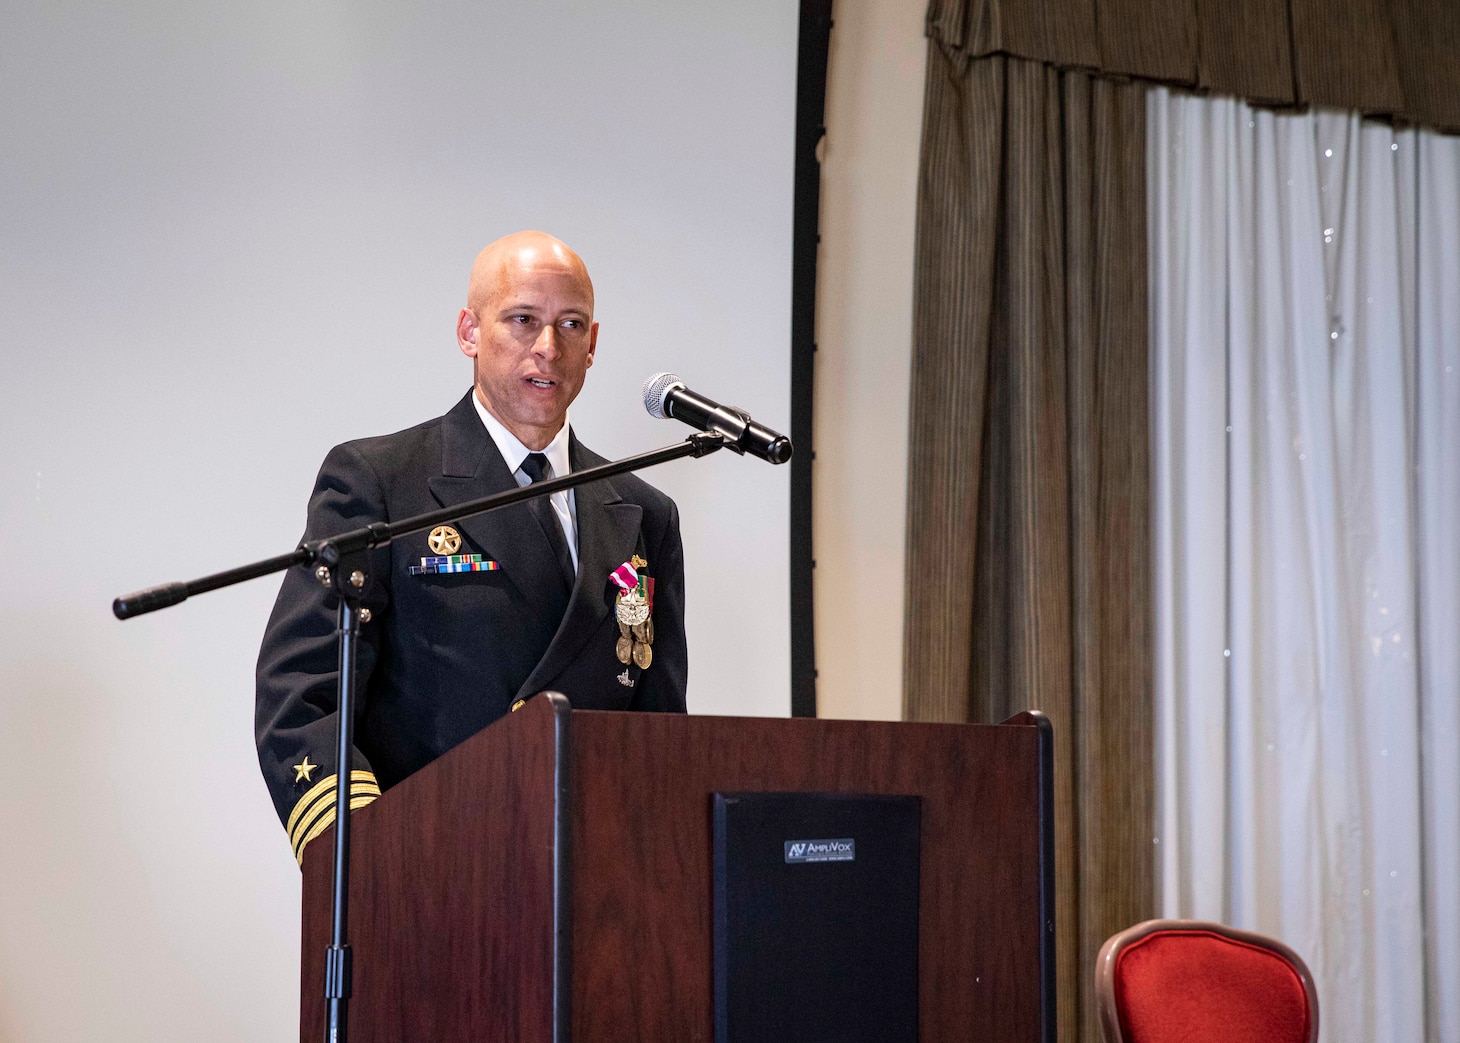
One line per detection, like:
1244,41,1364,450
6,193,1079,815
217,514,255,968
110,428,731,1043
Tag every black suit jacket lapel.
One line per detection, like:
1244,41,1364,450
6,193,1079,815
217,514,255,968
424,391,565,598
516,434,644,700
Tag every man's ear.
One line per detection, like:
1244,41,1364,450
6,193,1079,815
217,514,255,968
457,308,480,358
585,320,599,369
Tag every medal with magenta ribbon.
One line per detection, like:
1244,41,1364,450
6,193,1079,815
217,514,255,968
610,558,655,669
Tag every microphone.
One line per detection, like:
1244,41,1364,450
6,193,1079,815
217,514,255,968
642,373,792,464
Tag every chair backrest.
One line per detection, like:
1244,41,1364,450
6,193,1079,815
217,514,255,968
1095,919,1319,1043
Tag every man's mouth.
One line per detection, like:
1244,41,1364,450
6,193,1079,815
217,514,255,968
526,377,556,388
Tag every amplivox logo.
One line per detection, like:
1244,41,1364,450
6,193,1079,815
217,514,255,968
784,838,856,863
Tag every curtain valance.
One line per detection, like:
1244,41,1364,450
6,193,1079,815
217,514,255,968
926,0,1460,131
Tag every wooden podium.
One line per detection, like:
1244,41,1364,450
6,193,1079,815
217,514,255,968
299,696,1056,1042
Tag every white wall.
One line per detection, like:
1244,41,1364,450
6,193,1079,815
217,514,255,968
813,2,927,721
0,3,795,1039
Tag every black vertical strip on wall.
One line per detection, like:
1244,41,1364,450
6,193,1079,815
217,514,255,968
790,0,833,718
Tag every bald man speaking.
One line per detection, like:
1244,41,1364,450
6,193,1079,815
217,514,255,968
255,232,687,863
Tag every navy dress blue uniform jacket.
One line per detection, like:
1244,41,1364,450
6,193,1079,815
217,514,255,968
255,390,688,862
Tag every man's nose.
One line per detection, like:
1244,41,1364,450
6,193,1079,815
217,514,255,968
533,326,560,358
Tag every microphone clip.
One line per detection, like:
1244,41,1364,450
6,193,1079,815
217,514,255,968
688,430,735,457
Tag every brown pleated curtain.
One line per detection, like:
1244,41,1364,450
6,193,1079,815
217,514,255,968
903,47,1150,1042
903,0,1460,1039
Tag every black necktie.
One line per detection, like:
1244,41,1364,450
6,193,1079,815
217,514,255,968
520,452,576,592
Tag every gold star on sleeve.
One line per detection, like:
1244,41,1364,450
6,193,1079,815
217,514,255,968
293,755,317,783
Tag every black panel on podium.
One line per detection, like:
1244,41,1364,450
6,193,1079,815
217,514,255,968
712,792,921,1043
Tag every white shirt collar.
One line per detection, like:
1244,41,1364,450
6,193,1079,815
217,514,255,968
471,390,572,480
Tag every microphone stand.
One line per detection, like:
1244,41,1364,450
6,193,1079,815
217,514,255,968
113,430,730,1043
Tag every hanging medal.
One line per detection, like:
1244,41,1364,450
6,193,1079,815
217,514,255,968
610,557,654,669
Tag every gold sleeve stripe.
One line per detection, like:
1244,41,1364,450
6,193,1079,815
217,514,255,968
286,774,342,836
286,765,382,841
294,793,379,865
291,780,381,863
286,769,379,837
286,770,380,858
288,772,381,853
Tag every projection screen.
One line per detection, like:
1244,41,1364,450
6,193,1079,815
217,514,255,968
0,2,795,1039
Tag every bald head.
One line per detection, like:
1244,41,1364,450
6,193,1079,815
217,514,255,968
456,231,600,450
467,230,594,314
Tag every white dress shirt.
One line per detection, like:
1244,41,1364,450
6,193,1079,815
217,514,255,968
471,391,579,572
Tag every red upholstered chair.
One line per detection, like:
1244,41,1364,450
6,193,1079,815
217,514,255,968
1095,919,1319,1043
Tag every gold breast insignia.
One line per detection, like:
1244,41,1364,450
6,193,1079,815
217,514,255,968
428,525,462,556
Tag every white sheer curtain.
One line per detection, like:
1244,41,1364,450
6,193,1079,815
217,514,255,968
1150,87,1460,1043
